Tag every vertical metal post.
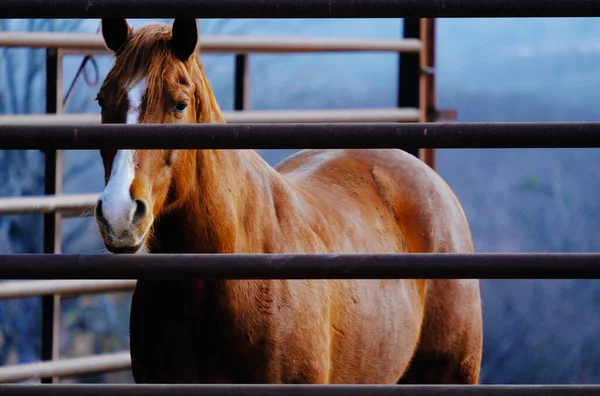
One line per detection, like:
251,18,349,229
234,54,249,111
41,48,63,384
419,18,437,170
398,19,421,159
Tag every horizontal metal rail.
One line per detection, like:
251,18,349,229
0,108,421,126
2,122,600,150
1,253,600,280
0,352,130,383
0,193,98,216
0,32,421,55
0,280,135,300
2,384,600,396
2,0,600,18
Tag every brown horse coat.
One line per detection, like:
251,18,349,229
94,19,483,385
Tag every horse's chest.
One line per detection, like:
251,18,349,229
130,279,415,384
198,283,332,383
129,280,284,383
193,304,278,383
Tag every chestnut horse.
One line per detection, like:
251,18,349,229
94,18,482,385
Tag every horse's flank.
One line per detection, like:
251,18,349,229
94,19,483,385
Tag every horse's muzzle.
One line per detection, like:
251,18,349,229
95,199,149,254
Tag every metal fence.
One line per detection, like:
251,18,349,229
0,13,439,386
1,1,599,394
3,0,600,18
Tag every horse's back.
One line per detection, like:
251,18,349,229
276,149,482,384
275,148,473,254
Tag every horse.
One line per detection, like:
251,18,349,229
93,18,483,385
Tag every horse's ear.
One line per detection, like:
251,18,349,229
170,18,198,61
101,19,132,54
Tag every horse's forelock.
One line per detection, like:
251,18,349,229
102,22,224,124
104,24,172,107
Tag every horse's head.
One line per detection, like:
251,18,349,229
94,18,223,254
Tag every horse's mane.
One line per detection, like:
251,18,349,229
102,23,225,124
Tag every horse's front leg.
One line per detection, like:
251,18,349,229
129,280,200,383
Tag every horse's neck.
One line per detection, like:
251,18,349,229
150,66,288,253
147,150,279,335
150,149,284,253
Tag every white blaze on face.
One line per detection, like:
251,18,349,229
98,79,147,236
99,149,136,233
126,78,146,125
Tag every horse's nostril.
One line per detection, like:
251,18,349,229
95,200,110,230
132,199,148,225
95,200,103,218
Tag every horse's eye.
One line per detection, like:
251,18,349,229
173,101,188,113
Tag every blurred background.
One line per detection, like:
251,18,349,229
1,17,600,384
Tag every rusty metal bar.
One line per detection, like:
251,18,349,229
418,18,437,170
3,122,600,150
0,280,136,300
0,193,98,217
398,18,420,159
2,385,600,396
0,32,421,55
223,108,422,123
1,253,600,280
5,385,600,396
0,108,421,126
234,54,250,111
0,113,101,125
41,48,63,384
3,0,600,18
434,108,458,122
0,352,131,383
